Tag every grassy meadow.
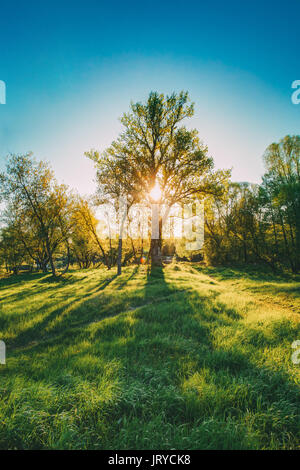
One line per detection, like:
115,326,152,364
0,263,300,450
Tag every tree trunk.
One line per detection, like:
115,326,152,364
116,200,128,276
41,261,48,272
150,204,162,266
243,240,248,263
150,238,162,266
279,210,295,272
45,238,56,277
117,237,122,276
60,243,70,276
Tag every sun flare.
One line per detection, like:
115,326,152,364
149,180,162,201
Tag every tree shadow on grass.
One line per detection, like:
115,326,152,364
0,271,47,288
252,283,300,299
3,265,300,449
116,266,139,290
198,265,300,283
9,273,119,348
93,274,118,293
145,264,173,294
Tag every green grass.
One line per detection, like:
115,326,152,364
0,263,299,449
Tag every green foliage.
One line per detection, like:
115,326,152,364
204,136,300,273
261,135,300,272
0,154,73,276
86,91,228,266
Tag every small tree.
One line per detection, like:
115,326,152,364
0,154,72,277
0,224,25,274
86,149,142,275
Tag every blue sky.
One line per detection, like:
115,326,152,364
0,0,299,195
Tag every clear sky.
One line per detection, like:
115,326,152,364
0,0,299,195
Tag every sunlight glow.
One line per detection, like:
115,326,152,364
149,180,162,202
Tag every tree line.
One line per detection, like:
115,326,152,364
204,135,300,273
0,92,299,275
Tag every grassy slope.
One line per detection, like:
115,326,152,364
0,263,299,450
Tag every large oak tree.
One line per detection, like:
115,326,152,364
87,91,227,266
